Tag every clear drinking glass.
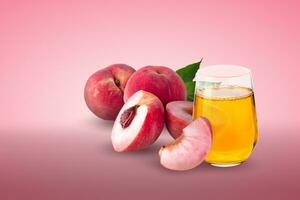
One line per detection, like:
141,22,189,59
193,65,258,167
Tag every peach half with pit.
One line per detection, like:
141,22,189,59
111,90,165,152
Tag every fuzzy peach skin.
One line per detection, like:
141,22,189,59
84,64,135,120
124,66,187,105
166,101,193,139
159,117,212,171
111,90,165,152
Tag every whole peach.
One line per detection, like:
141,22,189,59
84,64,135,120
124,66,187,105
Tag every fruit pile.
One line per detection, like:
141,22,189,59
84,63,212,171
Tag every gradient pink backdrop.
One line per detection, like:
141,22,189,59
0,0,299,199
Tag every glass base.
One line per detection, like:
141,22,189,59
208,162,242,167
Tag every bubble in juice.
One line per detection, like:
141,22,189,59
193,86,258,166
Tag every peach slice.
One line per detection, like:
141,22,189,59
111,90,165,152
166,101,193,139
159,117,212,171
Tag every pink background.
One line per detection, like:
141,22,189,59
0,0,299,199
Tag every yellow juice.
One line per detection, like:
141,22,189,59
193,86,258,166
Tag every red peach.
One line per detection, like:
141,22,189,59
84,64,135,120
124,66,187,105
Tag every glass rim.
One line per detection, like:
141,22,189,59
195,65,251,79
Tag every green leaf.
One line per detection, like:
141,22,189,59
176,59,202,82
176,59,202,102
185,81,195,101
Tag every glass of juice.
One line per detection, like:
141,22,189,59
193,65,258,167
